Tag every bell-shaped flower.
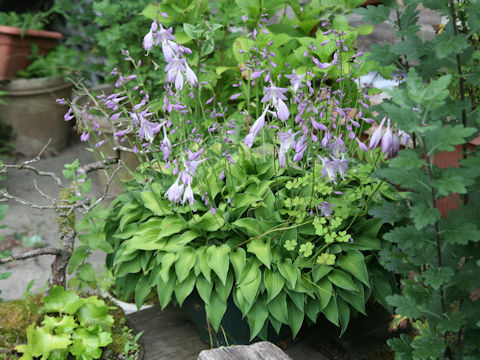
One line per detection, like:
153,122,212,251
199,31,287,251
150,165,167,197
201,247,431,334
381,119,393,155
284,69,305,94
318,154,349,183
243,107,268,148
328,135,346,158
137,117,161,143
165,178,184,203
261,83,290,122
369,117,385,149
278,129,297,168
182,183,195,205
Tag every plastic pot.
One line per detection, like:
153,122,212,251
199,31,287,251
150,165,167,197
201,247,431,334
0,25,62,80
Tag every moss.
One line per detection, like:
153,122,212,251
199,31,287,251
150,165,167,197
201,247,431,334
0,293,43,351
56,186,76,231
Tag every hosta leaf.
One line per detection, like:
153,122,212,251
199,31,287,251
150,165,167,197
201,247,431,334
196,275,213,305
206,244,231,285
229,248,246,280
135,275,153,310
305,296,320,323
160,253,178,283
336,251,370,286
337,288,366,315
175,272,196,307
189,211,225,232
287,299,304,338
322,296,339,326
247,296,269,340
312,265,333,282
238,260,262,305
277,259,298,289
327,269,359,292
267,292,288,324
313,278,332,310
175,247,196,283
247,238,272,269
264,269,285,302
337,298,350,335
205,291,227,332
215,272,234,303
140,192,173,215
157,276,175,310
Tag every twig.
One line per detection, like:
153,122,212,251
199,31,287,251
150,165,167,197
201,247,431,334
0,248,62,265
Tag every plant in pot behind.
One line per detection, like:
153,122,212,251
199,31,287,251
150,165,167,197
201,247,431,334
0,45,84,155
70,1,404,346
0,7,62,80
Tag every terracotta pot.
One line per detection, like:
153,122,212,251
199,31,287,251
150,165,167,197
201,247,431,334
433,137,480,216
0,76,73,155
0,25,62,80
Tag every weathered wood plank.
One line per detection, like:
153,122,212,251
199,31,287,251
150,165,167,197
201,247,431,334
197,341,293,360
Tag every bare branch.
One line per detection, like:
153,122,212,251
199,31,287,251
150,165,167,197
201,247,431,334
0,248,62,265
76,155,120,176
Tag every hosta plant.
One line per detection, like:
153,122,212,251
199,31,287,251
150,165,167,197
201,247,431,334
67,0,402,345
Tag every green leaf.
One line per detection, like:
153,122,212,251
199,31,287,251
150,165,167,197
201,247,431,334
232,218,264,237
267,292,288,324
277,259,298,289
140,192,174,215
175,272,196,306
190,211,225,232
15,324,71,359
247,296,269,340
76,296,114,329
215,272,234,303
42,286,84,315
206,244,231,285
159,253,178,283
175,247,196,283
312,265,333,282
305,296,320,323
337,297,350,335
287,299,304,338
196,275,213,305
422,267,454,290
157,276,175,310
229,248,246,280
247,238,272,269
135,275,152,310
312,278,333,310
238,260,262,305
205,291,227,332
183,23,202,39
410,203,440,229
327,269,358,292
322,296,339,326
433,168,469,197
264,269,285,302
433,33,469,58
337,287,366,315
41,315,77,334
337,251,370,287
70,326,112,360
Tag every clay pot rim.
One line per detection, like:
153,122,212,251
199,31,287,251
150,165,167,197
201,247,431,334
0,25,62,39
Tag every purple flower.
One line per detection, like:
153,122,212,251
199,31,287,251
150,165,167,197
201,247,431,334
328,135,347,157
319,201,334,217
355,138,368,152
142,20,157,53
182,183,195,205
318,155,349,183
165,178,184,203
137,118,161,143
160,128,172,161
230,93,242,100
284,69,305,94
64,108,74,121
278,129,297,168
243,107,268,148
80,132,89,142
381,119,393,155
56,98,66,105
262,83,290,122
312,56,332,70
369,117,385,149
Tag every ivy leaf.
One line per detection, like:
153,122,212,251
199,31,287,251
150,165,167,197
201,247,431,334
247,238,272,269
410,203,440,230
42,286,84,315
206,244,231,285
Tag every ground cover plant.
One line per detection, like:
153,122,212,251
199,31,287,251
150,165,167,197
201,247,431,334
65,0,406,343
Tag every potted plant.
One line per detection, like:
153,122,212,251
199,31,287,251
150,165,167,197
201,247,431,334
67,0,401,347
0,45,83,155
0,8,62,80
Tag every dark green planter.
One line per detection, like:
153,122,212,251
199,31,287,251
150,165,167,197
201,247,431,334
181,291,299,348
